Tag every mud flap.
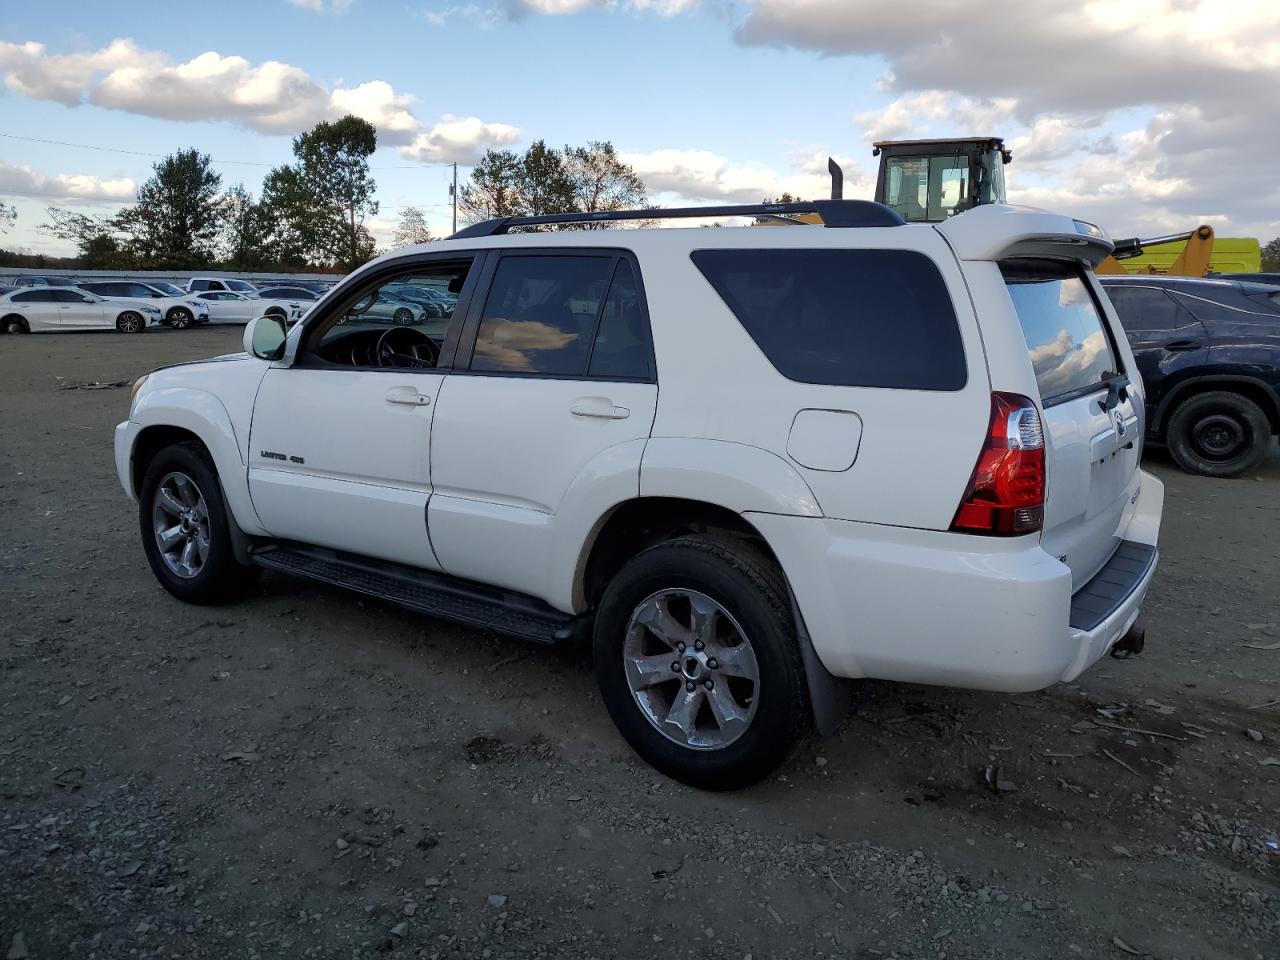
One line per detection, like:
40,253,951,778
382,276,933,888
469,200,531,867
789,592,851,737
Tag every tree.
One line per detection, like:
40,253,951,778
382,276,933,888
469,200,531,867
296,115,379,269
392,206,433,248
220,184,269,271
1262,238,1280,272
120,149,224,268
459,140,647,228
0,201,15,235
259,165,315,268
40,206,130,268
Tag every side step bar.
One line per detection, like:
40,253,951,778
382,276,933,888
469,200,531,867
252,543,586,645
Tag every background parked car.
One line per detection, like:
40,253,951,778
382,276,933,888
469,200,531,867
1213,272,1280,287
192,290,304,325
1101,274,1280,476
255,286,321,303
77,280,210,329
186,277,260,294
12,275,78,287
335,292,430,327
0,286,160,333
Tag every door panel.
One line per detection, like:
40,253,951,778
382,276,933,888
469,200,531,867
248,369,444,569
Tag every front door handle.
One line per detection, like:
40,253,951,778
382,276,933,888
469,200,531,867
1163,339,1203,351
385,387,432,406
570,397,630,420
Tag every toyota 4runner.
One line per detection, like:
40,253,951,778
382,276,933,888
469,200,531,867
115,199,1164,789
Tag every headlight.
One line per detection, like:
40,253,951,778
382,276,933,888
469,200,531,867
142,305,161,315
129,374,150,410
187,300,202,308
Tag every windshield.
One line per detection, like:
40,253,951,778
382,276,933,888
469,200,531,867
226,279,256,293
152,282,184,297
1002,259,1121,404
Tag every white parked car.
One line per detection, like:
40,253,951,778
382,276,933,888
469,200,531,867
115,199,1163,788
192,290,304,326
2,286,161,333
185,277,260,295
78,280,210,329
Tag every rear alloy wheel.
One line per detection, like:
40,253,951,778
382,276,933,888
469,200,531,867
116,311,145,334
167,307,194,330
393,307,414,326
1166,390,1272,477
594,535,810,790
3,315,28,335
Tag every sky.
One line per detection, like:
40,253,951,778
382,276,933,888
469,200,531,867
1,0,1277,257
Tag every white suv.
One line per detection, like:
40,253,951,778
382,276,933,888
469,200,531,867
77,281,210,329
114,199,1163,788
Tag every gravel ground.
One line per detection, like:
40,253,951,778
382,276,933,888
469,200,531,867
1,326,1278,960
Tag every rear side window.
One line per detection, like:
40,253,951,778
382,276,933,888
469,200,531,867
690,249,966,390
12,290,52,303
472,255,614,376
1103,286,1191,331
1002,259,1120,404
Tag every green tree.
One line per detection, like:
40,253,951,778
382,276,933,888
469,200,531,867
392,206,433,248
296,115,379,269
220,183,269,271
259,165,315,268
39,206,131,268
119,148,224,268
459,140,647,228
1262,237,1280,272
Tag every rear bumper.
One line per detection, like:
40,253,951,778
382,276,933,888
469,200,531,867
747,469,1164,693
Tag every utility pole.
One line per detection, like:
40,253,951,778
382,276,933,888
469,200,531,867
451,162,458,234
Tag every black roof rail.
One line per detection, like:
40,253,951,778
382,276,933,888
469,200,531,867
450,199,905,239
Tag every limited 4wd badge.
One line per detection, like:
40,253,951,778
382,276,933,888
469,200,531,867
260,450,305,464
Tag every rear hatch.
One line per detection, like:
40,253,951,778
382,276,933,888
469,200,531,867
1001,259,1141,588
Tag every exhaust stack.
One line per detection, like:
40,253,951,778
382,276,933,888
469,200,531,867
828,157,843,200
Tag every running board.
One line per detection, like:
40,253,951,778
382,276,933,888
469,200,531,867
252,544,584,645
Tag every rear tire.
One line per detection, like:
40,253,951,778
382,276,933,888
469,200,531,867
3,314,29,335
138,443,258,605
116,311,145,334
593,535,809,790
1166,391,1272,477
167,307,194,330
393,307,414,326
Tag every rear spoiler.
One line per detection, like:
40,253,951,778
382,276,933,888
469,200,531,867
935,204,1115,267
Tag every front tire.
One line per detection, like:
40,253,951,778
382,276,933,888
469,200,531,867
1166,391,1273,477
138,443,258,604
393,307,414,326
167,307,194,330
593,535,809,790
116,311,145,334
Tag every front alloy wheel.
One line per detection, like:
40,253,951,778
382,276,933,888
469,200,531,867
151,471,210,578
168,307,194,329
116,311,144,333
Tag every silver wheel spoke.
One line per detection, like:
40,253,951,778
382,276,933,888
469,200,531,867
634,597,691,649
174,475,198,507
156,488,186,518
193,532,210,565
158,524,185,550
664,688,702,739
706,683,750,740
626,654,676,690
688,594,719,645
179,538,196,574
712,643,755,679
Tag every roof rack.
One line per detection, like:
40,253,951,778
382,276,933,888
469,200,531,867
449,199,905,239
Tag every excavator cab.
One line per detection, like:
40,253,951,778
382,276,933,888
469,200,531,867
872,137,1011,223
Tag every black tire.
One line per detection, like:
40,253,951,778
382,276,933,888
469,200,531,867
1166,391,1273,477
116,311,145,334
593,535,809,790
167,307,194,330
3,314,29,335
138,443,258,605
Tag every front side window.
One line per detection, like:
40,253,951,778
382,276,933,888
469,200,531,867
1103,286,1187,332
471,255,613,375
53,289,93,303
12,290,52,303
1003,259,1121,404
691,248,967,390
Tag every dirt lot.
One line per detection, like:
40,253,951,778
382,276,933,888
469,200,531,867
1,326,1278,960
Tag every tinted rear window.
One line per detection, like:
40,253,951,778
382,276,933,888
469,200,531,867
1002,259,1120,404
690,249,966,390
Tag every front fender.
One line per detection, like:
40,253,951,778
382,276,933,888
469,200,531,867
129,387,266,535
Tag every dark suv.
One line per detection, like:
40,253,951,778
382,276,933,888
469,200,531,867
1100,275,1280,476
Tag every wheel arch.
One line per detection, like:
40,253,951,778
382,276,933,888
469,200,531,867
1154,375,1280,437
2,312,30,332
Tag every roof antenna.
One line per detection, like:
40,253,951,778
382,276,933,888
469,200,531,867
828,157,844,200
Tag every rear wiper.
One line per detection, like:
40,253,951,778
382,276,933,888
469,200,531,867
1099,375,1130,412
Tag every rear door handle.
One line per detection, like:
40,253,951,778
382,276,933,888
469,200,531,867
385,387,432,406
1163,339,1203,351
570,397,630,420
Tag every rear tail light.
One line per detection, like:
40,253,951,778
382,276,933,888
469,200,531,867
951,392,1046,536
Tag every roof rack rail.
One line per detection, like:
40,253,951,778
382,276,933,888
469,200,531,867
450,199,905,239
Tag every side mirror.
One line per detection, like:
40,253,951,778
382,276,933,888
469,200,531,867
244,314,288,361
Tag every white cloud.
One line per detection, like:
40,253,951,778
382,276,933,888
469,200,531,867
0,161,136,203
400,115,522,164
288,0,354,11
500,0,694,15
0,39,515,154
620,147,864,204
